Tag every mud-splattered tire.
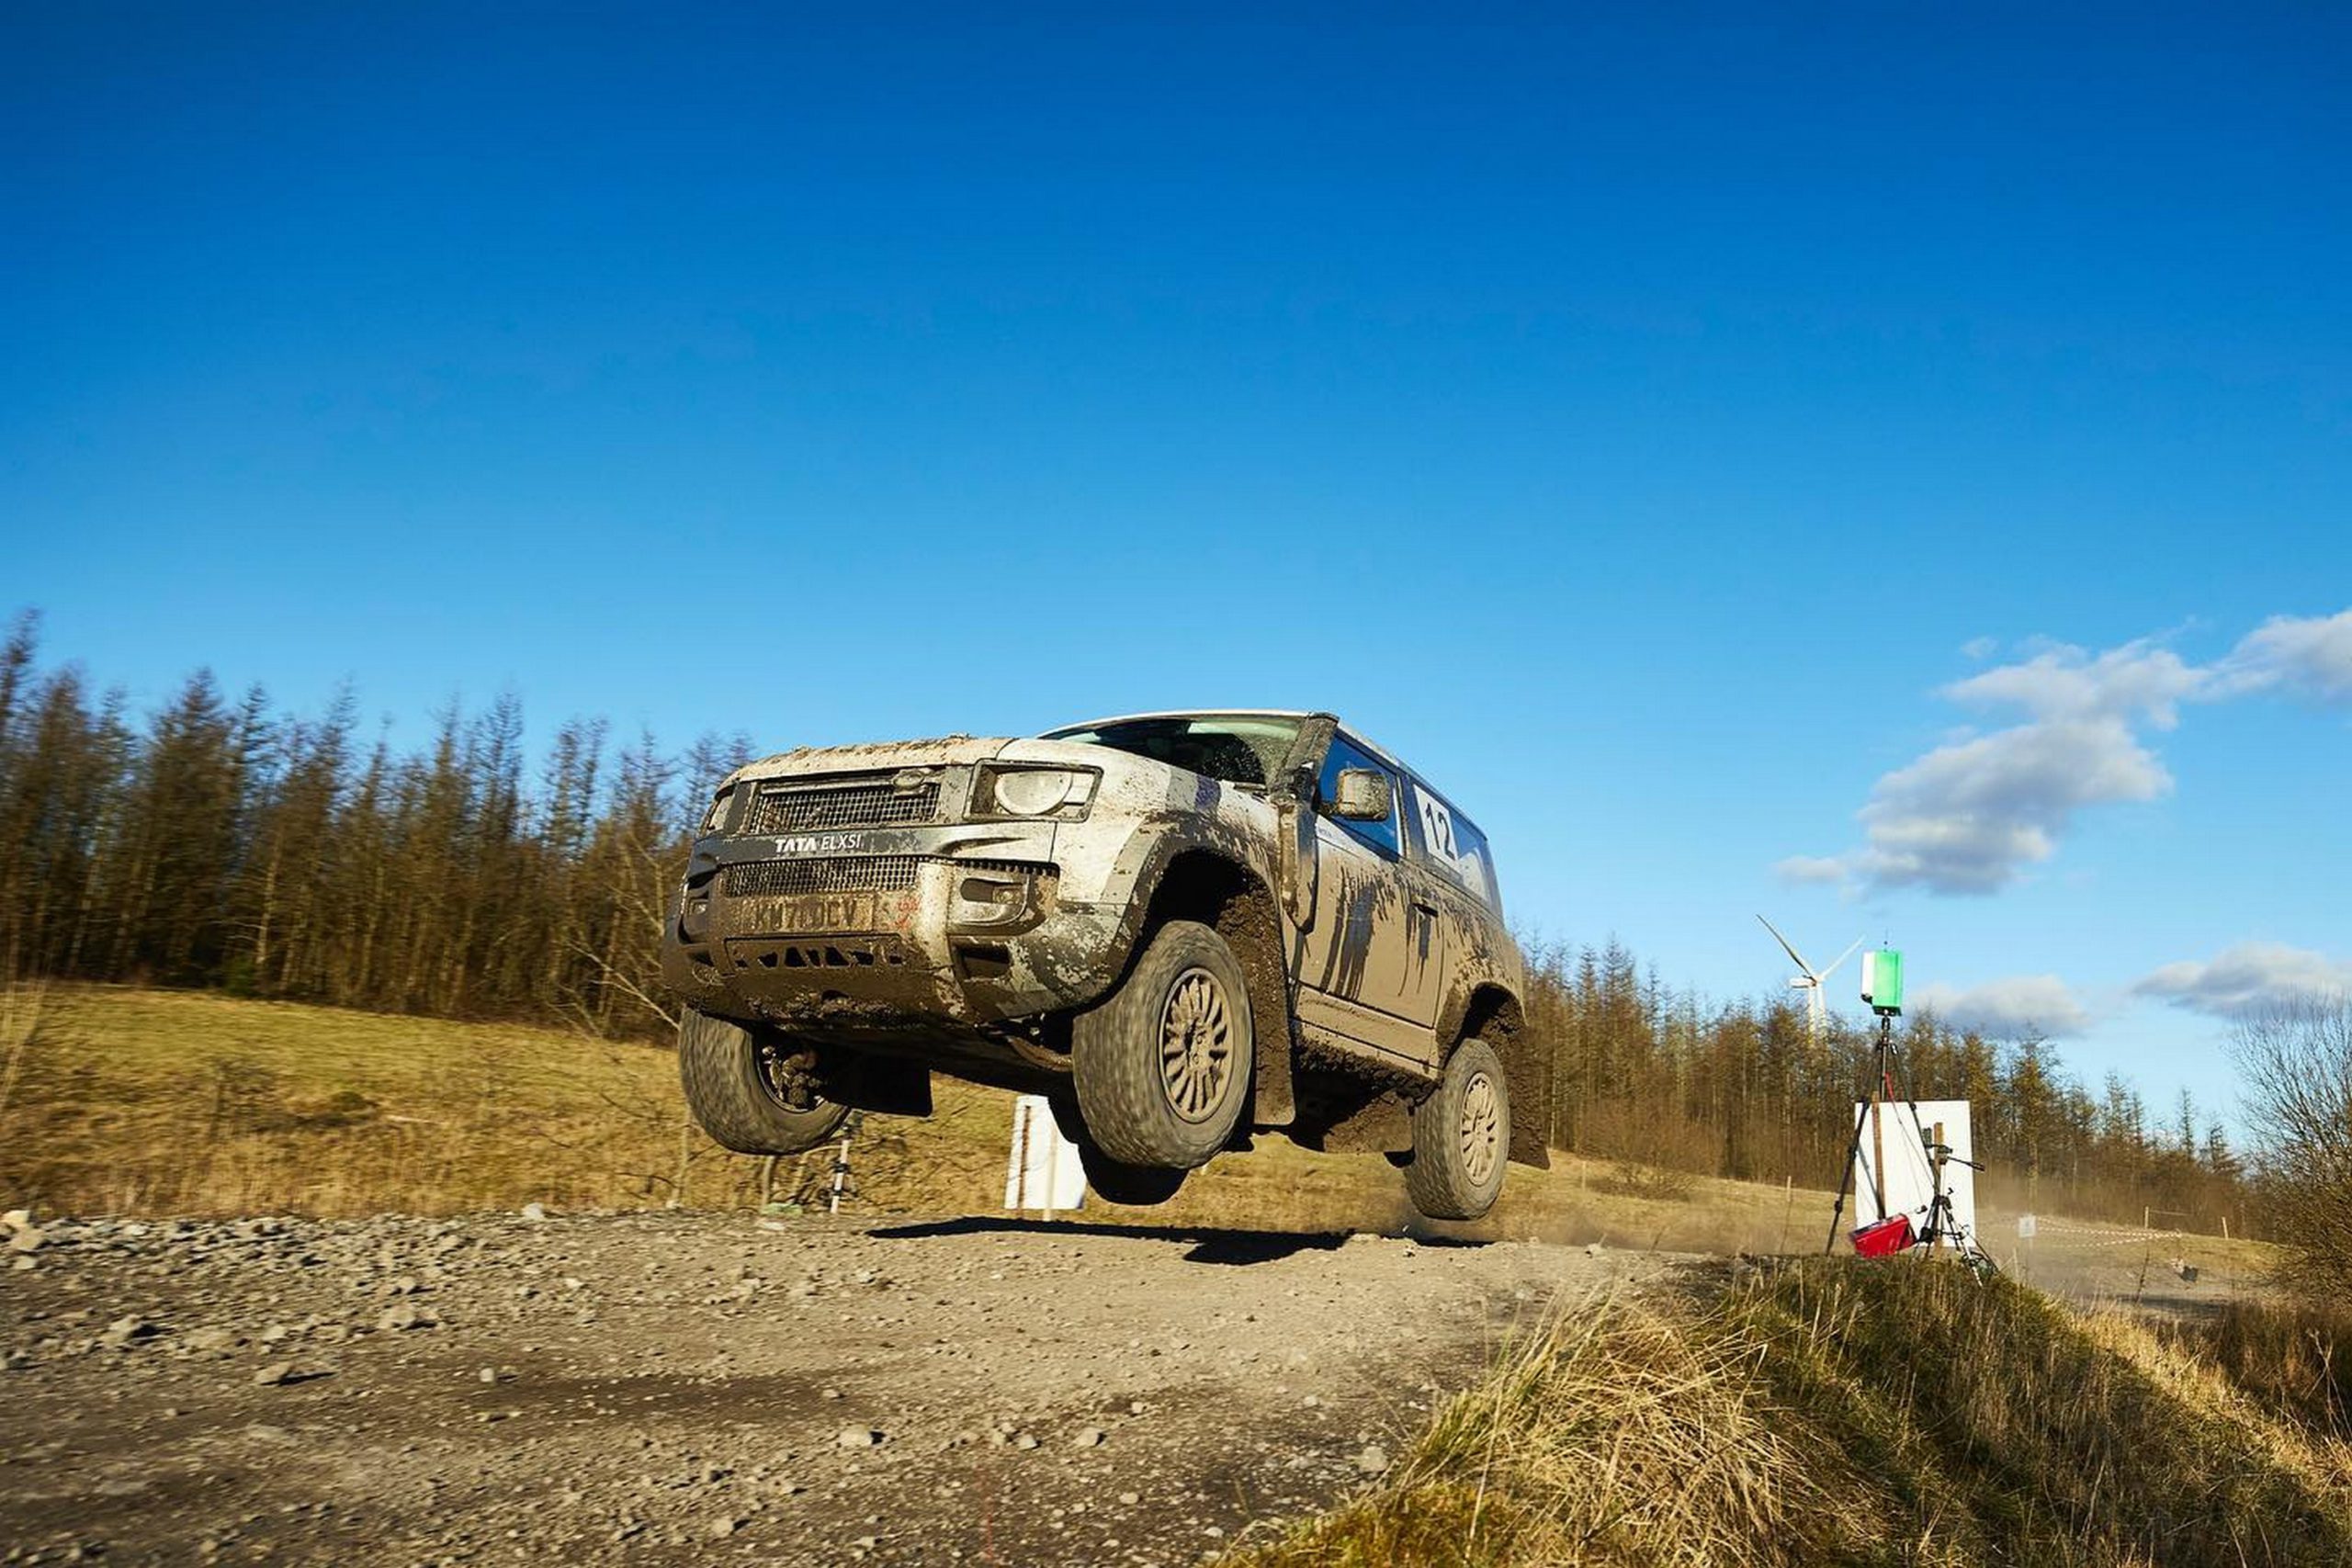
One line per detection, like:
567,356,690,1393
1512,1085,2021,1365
1078,1145,1188,1206
1404,1038,1509,1222
1046,1093,1188,1206
1071,919,1252,1169
678,1010,853,1156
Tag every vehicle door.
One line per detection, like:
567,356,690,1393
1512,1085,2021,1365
1401,773,1499,1025
1294,732,1446,1065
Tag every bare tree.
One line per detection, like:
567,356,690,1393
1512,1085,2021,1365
2231,998,2352,1295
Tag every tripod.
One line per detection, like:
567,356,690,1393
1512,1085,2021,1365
1917,1135,1999,1277
1824,1012,2000,1277
1825,1012,1901,1254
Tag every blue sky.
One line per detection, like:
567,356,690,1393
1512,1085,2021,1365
6,5,2349,1129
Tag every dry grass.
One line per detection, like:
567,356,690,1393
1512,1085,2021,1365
2149,1296,2352,1450
1733,1262,2351,1565
1233,1290,1897,1568
0,986,997,1216
0,985,1855,1245
1241,1262,2352,1568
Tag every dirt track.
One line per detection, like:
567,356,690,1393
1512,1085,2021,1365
0,1209,1663,1566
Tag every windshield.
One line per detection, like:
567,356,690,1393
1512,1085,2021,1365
1043,714,1303,788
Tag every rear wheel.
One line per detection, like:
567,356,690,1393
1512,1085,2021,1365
678,1010,854,1156
1404,1038,1510,1221
1071,919,1253,1169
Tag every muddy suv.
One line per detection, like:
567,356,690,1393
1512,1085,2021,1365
662,711,1545,1220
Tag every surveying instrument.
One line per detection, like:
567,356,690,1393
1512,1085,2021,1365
1824,948,1999,1276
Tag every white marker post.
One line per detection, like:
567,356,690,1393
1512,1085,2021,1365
1005,1094,1086,1219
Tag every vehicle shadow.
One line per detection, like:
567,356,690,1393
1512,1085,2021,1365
868,1213,1494,1267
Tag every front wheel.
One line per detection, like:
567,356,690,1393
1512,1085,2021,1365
1403,1038,1510,1221
1047,1093,1188,1206
1071,919,1253,1169
678,1010,854,1156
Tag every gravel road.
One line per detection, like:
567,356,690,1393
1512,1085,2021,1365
1,1208,1658,1566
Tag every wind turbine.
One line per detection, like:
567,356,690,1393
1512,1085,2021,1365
1757,915,1863,1048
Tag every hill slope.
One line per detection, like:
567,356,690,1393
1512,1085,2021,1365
14,987,1844,1252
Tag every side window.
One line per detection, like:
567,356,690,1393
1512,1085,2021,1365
1408,779,1499,910
1317,734,1401,855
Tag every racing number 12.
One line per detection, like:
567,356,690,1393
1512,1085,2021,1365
1419,793,1455,859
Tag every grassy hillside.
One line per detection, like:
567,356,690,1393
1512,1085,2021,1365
0,987,2287,1291
0,987,1824,1245
1237,1260,2352,1568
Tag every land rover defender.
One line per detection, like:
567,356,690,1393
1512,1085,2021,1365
662,711,1545,1219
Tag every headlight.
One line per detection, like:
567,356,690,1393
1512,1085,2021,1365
975,765,1095,819
701,786,735,832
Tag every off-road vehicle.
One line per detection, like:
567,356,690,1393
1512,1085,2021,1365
662,711,1545,1219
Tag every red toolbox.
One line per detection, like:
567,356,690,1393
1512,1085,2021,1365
1852,1213,1916,1258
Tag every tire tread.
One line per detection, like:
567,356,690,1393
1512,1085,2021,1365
1404,1037,1509,1221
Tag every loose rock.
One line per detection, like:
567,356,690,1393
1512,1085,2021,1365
377,1303,438,1332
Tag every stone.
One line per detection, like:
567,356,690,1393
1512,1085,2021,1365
8,1228,45,1254
254,1361,298,1387
1073,1427,1106,1448
2,1208,30,1232
521,1202,548,1223
377,1303,438,1332
101,1316,154,1348
1356,1444,1391,1476
836,1427,883,1449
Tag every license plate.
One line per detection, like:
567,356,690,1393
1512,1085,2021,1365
746,893,877,933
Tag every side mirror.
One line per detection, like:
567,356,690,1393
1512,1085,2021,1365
1329,767,1393,822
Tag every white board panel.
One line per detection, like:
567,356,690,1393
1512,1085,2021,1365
1004,1094,1087,1213
1849,1099,1974,1243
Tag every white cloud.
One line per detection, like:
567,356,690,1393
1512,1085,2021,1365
1960,635,1998,661
1913,975,2092,1038
1849,718,2170,893
1786,608,2349,896
1940,639,2207,728
2219,609,2352,704
2135,942,2352,1019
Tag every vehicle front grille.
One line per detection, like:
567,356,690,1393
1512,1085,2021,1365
721,857,922,898
741,774,943,835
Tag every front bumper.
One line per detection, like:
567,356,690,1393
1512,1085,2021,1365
661,818,1130,1041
